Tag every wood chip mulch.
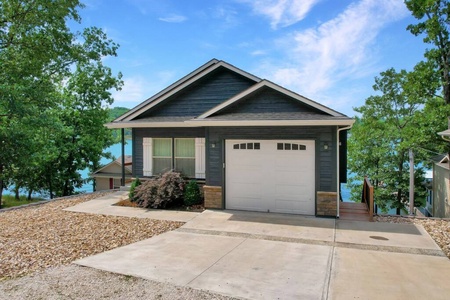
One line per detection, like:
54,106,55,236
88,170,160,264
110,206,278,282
375,215,450,259
0,192,183,280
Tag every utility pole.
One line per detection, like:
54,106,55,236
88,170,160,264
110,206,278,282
409,148,414,215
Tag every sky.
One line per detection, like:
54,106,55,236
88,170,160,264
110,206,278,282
77,0,429,117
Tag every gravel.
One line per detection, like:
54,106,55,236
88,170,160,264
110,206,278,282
1,193,448,299
0,265,237,300
0,192,183,280
375,215,450,259
0,192,238,299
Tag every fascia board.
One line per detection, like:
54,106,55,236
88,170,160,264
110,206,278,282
106,118,355,128
185,119,355,127
105,121,202,129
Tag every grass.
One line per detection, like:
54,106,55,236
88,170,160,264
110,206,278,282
1,194,44,209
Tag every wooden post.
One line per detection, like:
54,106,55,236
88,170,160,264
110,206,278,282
121,128,125,187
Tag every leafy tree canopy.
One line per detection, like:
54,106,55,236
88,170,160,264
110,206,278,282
348,68,450,212
0,0,123,202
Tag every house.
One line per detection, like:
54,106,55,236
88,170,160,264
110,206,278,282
430,154,450,218
107,59,354,217
91,155,133,191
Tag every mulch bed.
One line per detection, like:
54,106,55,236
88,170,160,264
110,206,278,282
0,192,183,280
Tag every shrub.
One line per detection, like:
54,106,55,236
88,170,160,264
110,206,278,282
134,178,159,207
128,177,142,202
184,180,202,206
133,171,186,209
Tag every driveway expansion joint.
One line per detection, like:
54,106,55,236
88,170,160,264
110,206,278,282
176,227,333,246
176,228,446,257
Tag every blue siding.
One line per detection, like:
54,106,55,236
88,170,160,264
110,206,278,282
217,87,325,115
133,126,343,193
206,126,338,192
134,68,255,119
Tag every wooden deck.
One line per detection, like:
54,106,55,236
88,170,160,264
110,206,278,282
339,202,373,222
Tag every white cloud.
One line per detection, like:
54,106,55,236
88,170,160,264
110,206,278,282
241,0,322,29
251,50,267,56
258,0,409,100
112,76,146,106
213,6,239,28
159,14,187,23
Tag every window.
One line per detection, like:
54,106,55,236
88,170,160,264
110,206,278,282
175,138,195,177
151,138,196,178
153,138,172,175
277,143,307,151
233,142,260,150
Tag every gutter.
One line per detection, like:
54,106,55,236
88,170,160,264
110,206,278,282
336,124,353,218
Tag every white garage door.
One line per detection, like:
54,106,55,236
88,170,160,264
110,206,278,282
225,140,315,215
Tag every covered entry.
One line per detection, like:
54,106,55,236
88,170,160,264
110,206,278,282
225,140,315,215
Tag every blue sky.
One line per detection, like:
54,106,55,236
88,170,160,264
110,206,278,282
78,0,428,117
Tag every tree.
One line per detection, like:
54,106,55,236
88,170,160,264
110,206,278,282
109,106,131,142
405,0,450,104
348,68,450,213
0,1,122,203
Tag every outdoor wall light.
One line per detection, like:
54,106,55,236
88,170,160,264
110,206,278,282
323,143,329,150
211,142,217,148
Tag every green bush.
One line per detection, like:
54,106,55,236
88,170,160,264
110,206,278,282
184,180,202,206
128,177,141,202
133,171,186,209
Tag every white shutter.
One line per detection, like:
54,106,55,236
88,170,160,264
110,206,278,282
195,138,205,179
143,138,153,176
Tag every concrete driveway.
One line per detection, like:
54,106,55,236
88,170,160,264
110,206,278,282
75,209,450,300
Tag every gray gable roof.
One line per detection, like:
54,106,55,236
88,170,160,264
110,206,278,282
106,59,354,129
113,59,260,123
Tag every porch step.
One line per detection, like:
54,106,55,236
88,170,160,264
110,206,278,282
339,202,373,222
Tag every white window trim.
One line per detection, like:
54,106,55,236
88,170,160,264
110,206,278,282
143,138,152,176
195,138,205,179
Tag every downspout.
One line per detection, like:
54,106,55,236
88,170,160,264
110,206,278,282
336,125,353,218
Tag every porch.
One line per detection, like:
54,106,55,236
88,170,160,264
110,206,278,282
339,177,374,222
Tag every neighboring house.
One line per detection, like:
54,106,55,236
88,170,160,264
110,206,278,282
430,154,450,218
91,156,133,191
107,59,354,217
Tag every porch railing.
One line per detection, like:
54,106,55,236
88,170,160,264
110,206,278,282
361,176,374,221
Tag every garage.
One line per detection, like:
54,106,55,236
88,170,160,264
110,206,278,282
225,140,315,215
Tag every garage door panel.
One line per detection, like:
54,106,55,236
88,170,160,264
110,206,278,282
229,171,261,183
228,197,266,211
274,184,312,196
226,140,315,215
274,171,311,185
273,199,314,214
228,182,261,197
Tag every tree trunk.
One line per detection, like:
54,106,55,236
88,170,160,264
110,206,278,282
27,189,32,200
48,170,53,199
0,182,3,209
14,186,20,200
396,188,402,215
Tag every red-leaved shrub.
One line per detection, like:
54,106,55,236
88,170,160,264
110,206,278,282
133,171,186,209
